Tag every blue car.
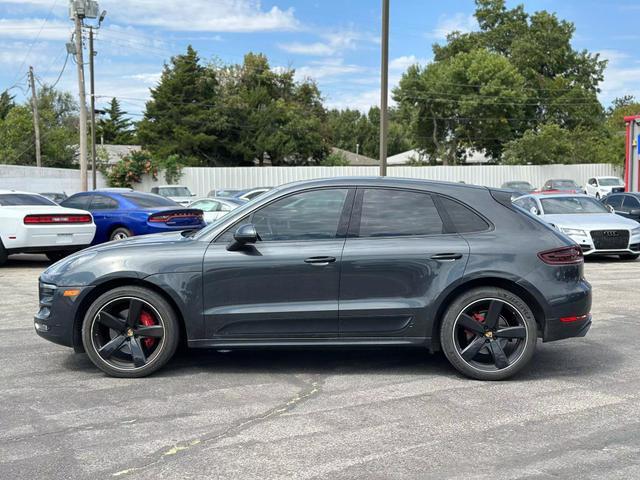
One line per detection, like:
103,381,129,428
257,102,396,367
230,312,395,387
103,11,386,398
61,190,206,244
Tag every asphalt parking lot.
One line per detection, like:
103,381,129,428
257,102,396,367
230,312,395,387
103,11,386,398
1,255,640,479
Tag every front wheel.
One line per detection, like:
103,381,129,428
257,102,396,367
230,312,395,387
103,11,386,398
440,287,538,380
81,286,180,378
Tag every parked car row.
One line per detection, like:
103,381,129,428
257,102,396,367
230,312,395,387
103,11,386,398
501,176,625,198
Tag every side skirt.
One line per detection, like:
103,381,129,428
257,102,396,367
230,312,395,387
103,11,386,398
188,336,431,349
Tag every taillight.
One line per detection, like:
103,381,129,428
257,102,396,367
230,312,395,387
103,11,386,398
148,214,170,223
24,214,92,224
148,211,202,223
537,246,583,265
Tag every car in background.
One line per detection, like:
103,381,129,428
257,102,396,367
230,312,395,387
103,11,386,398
188,197,244,224
501,181,536,194
0,190,95,265
37,177,592,380
61,191,205,244
209,187,271,201
602,192,640,222
585,176,625,199
540,179,584,194
150,185,196,206
513,193,640,260
39,192,68,204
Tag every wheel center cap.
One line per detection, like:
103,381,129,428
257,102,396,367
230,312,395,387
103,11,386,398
484,331,493,338
126,328,134,337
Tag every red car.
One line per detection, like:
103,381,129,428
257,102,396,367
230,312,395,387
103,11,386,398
539,179,584,195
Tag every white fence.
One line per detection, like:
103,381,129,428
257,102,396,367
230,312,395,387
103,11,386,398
139,163,622,197
0,165,107,194
1,163,621,197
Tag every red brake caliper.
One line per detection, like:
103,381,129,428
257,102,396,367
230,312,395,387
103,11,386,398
465,312,486,339
139,310,156,349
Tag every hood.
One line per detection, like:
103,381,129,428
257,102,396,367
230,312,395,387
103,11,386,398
541,213,639,230
85,230,188,253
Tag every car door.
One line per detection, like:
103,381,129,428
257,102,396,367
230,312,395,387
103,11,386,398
201,187,354,339
621,195,640,221
88,194,121,243
338,188,470,339
586,178,596,196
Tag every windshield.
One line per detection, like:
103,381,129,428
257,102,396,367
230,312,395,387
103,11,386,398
0,193,56,206
159,187,191,197
121,193,180,208
216,190,241,198
551,180,578,190
599,178,624,186
541,197,609,214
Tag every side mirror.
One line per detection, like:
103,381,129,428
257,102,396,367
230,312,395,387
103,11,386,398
606,204,615,213
529,206,540,216
227,224,259,251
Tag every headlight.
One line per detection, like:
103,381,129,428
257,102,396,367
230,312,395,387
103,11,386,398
631,227,640,237
561,227,587,237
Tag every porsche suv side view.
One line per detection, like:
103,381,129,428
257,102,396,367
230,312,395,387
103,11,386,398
36,178,592,380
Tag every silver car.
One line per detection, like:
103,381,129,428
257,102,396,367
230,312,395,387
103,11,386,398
513,194,640,259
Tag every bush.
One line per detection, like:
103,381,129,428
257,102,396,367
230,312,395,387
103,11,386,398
104,151,158,188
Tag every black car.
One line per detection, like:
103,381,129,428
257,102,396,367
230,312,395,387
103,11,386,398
602,192,640,222
35,178,592,380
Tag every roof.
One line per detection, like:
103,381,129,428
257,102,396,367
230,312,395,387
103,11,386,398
272,176,488,193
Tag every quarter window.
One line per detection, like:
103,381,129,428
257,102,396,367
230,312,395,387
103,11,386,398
358,189,443,237
251,189,349,241
438,196,489,233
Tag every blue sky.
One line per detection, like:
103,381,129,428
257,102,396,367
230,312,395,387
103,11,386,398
1,0,639,118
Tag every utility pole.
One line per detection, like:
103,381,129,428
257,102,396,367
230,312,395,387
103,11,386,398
89,27,97,190
28,66,42,168
73,12,88,191
379,0,390,177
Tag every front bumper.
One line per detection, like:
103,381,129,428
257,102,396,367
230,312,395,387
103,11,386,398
34,281,93,350
565,231,640,256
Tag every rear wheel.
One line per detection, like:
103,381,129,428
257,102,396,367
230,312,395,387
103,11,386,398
110,227,132,241
619,253,639,261
0,241,7,266
81,286,179,378
440,287,537,380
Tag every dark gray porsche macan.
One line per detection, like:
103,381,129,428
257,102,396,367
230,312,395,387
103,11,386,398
35,178,592,380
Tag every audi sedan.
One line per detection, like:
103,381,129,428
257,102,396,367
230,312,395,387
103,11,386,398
514,193,640,259
36,178,592,381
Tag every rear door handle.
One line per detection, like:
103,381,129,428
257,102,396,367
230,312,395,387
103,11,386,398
304,256,336,265
431,253,463,261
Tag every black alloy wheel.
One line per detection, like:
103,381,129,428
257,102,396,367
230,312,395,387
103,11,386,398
82,286,179,377
441,288,537,380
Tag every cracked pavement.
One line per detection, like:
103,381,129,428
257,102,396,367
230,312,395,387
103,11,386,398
1,254,640,479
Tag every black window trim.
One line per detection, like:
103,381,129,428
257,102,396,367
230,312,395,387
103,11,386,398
212,186,356,244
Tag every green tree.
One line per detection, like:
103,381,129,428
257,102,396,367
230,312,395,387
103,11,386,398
97,98,135,144
0,85,78,167
0,90,14,120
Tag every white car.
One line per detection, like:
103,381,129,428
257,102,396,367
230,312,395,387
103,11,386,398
188,197,243,224
150,185,196,206
585,176,625,199
513,193,640,259
0,190,96,265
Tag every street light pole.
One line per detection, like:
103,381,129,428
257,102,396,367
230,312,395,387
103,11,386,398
73,13,88,191
89,27,97,190
379,0,390,177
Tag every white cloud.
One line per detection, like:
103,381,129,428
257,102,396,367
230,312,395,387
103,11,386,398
294,58,364,81
0,19,71,40
279,29,368,56
429,13,477,40
389,55,430,71
598,49,640,105
0,0,300,32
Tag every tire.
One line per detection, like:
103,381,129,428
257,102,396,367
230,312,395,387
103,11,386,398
440,287,538,381
619,253,640,261
81,286,180,378
110,227,132,241
46,251,69,262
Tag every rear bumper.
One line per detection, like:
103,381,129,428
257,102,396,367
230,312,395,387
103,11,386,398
543,314,592,342
5,225,95,250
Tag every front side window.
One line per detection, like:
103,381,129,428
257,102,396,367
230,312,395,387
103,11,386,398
61,195,91,210
623,196,640,209
358,189,443,238
605,195,623,210
90,195,119,210
251,188,349,241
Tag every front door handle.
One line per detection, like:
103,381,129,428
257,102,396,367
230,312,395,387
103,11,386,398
431,253,463,261
304,256,336,265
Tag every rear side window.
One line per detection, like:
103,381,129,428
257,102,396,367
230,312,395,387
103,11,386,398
623,196,640,209
358,189,443,237
120,193,178,208
438,196,489,233
90,195,119,210
61,195,91,209
0,193,56,206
